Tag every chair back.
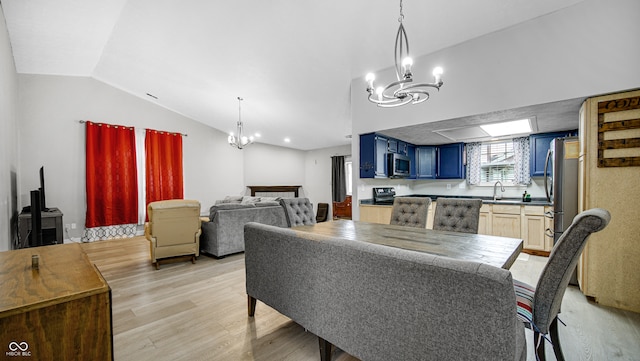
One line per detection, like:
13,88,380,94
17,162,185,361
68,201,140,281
432,198,483,234
280,198,316,227
533,208,610,334
389,197,431,228
316,203,329,222
147,199,201,247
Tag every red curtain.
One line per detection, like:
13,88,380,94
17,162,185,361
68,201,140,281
85,121,138,228
145,129,184,209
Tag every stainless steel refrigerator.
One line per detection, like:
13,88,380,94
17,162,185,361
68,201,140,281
544,136,580,283
544,136,579,243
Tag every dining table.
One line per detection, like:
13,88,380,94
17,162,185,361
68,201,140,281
292,219,524,269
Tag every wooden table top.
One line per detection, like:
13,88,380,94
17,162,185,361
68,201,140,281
0,243,109,318
292,220,523,269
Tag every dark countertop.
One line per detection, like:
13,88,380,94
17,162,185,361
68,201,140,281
361,194,551,206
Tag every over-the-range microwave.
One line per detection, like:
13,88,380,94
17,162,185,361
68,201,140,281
387,153,410,178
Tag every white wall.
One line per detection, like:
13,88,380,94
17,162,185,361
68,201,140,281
242,143,306,195
17,74,332,240
304,145,351,216
350,0,640,220
0,6,19,251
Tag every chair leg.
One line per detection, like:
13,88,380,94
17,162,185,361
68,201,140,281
247,295,257,317
318,337,333,361
534,330,546,361
191,255,196,264
550,318,565,361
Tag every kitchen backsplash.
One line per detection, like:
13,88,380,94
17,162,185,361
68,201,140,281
357,177,547,201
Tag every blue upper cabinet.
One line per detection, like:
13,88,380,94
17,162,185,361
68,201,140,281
529,130,577,177
407,144,417,179
436,143,466,179
416,146,436,179
360,133,388,178
360,134,466,180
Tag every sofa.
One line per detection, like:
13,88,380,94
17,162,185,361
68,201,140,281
244,222,526,361
200,196,288,257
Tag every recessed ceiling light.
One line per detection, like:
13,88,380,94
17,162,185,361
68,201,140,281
480,119,532,137
284,138,291,143
254,133,261,138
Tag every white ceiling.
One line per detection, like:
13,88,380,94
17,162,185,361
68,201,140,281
2,0,585,150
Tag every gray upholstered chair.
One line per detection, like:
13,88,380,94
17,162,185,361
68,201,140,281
389,197,431,228
432,197,483,234
514,208,610,361
280,198,316,227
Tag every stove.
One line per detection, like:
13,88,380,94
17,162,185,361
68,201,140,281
373,187,396,205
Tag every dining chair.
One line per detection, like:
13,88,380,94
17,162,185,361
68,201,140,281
513,208,610,361
316,203,329,222
432,197,483,234
389,197,431,228
280,198,316,227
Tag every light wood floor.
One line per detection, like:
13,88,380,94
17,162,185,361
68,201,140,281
81,237,640,361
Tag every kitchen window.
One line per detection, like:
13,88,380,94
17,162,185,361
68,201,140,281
479,141,515,184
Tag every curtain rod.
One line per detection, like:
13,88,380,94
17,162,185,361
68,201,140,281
78,120,187,136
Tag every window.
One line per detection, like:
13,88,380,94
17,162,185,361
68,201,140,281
480,141,515,183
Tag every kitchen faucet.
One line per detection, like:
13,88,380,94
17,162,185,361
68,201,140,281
493,181,505,201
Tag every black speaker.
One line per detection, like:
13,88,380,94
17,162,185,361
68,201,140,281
30,190,43,247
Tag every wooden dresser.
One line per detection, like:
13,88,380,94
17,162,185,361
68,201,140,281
0,243,113,360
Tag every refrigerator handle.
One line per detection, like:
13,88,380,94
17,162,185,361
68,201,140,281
544,149,552,202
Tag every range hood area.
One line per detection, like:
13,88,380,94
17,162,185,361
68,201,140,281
377,98,584,146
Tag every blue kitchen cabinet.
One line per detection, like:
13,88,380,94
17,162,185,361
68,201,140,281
359,133,388,178
529,130,577,177
416,146,436,179
407,144,417,178
397,141,408,156
436,143,465,179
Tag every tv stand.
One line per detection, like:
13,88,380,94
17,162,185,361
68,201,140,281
17,207,64,249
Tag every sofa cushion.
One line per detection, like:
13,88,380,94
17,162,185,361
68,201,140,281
255,201,281,207
215,195,244,204
209,203,255,221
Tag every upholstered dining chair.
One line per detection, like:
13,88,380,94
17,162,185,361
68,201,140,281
280,198,316,227
145,199,202,270
389,197,431,228
513,208,610,361
432,197,483,234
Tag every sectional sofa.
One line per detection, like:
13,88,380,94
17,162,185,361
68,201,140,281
200,196,288,257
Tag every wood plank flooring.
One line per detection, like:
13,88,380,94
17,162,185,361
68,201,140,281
81,237,640,361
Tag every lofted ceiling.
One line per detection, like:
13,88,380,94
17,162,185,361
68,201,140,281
2,0,585,150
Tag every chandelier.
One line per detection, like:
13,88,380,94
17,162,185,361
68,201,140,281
365,0,444,108
228,97,254,149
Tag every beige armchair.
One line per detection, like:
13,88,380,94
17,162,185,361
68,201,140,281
145,199,202,269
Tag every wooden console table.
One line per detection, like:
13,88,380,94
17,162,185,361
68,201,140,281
0,243,113,360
